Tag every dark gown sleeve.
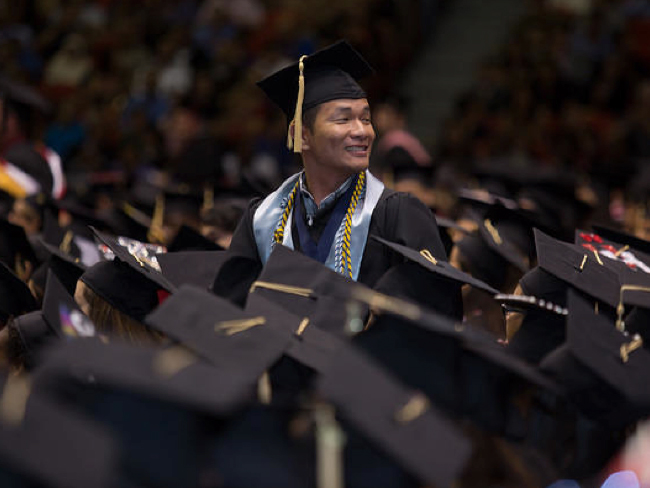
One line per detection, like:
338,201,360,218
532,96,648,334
211,199,263,307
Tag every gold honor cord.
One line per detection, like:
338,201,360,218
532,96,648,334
215,316,266,336
351,287,422,321
483,219,502,245
616,284,650,332
0,375,31,426
419,249,438,266
273,183,298,246
249,280,314,298
153,346,197,378
620,335,643,363
394,393,430,424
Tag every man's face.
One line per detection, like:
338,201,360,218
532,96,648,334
302,98,375,176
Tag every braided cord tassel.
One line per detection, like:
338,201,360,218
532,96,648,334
340,171,366,277
273,182,299,245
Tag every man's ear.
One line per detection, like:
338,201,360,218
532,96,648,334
299,124,311,151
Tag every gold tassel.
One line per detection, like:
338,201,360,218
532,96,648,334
202,184,214,213
0,375,31,426
288,55,308,153
148,193,165,244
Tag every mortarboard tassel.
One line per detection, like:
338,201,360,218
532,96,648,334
202,184,214,214
148,193,165,244
287,55,308,153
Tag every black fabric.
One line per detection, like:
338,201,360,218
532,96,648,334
256,40,372,118
213,188,448,307
80,259,161,322
3,142,53,195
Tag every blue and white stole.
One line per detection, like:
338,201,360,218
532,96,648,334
253,170,384,281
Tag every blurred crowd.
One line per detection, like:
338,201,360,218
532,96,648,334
1,0,440,197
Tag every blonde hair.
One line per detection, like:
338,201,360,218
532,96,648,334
78,283,164,346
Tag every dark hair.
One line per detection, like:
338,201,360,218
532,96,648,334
302,105,320,131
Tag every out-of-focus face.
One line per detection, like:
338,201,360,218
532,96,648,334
8,199,41,236
302,98,375,179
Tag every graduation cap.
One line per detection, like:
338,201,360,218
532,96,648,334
0,261,38,323
6,270,93,369
372,236,498,295
157,250,227,289
0,218,38,272
91,228,175,292
257,40,373,153
248,244,370,336
371,236,497,320
0,376,117,488
540,290,650,430
34,339,256,488
351,292,560,433
534,228,650,312
145,285,298,381
318,343,472,488
37,239,87,296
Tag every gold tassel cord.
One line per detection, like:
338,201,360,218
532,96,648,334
148,194,166,244
419,249,438,266
351,287,422,321
288,55,308,153
249,280,314,298
60,230,73,254
616,285,650,332
579,254,588,271
315,403,345,488
296,317,310,336
257,371,272,405
395,393,430,424
483,219,502,245
593,250,604,266
615,245,630,258
215,316,266,336
620,335,643,363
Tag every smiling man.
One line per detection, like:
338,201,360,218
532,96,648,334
213,41,447,303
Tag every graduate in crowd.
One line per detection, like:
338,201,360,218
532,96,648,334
213,41,450,306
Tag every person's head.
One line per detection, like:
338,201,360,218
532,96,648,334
257,40,375,180
75,260,165,345
299,97,374,180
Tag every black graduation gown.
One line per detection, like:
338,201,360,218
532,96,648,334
212,188,452,308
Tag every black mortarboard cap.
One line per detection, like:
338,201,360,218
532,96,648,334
91,228,175,292
540,290,650,430
534,228,650,311
145,285,297,380
353,296,559,433
158,250,227,289
373,236,498,295
248,244,370,336
7,270,93,369
38,239,87,296
318,343,472,487
34,338,255,488
0,261,37,323
0,378,116,488
0,218,38,271
257,40,373,153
